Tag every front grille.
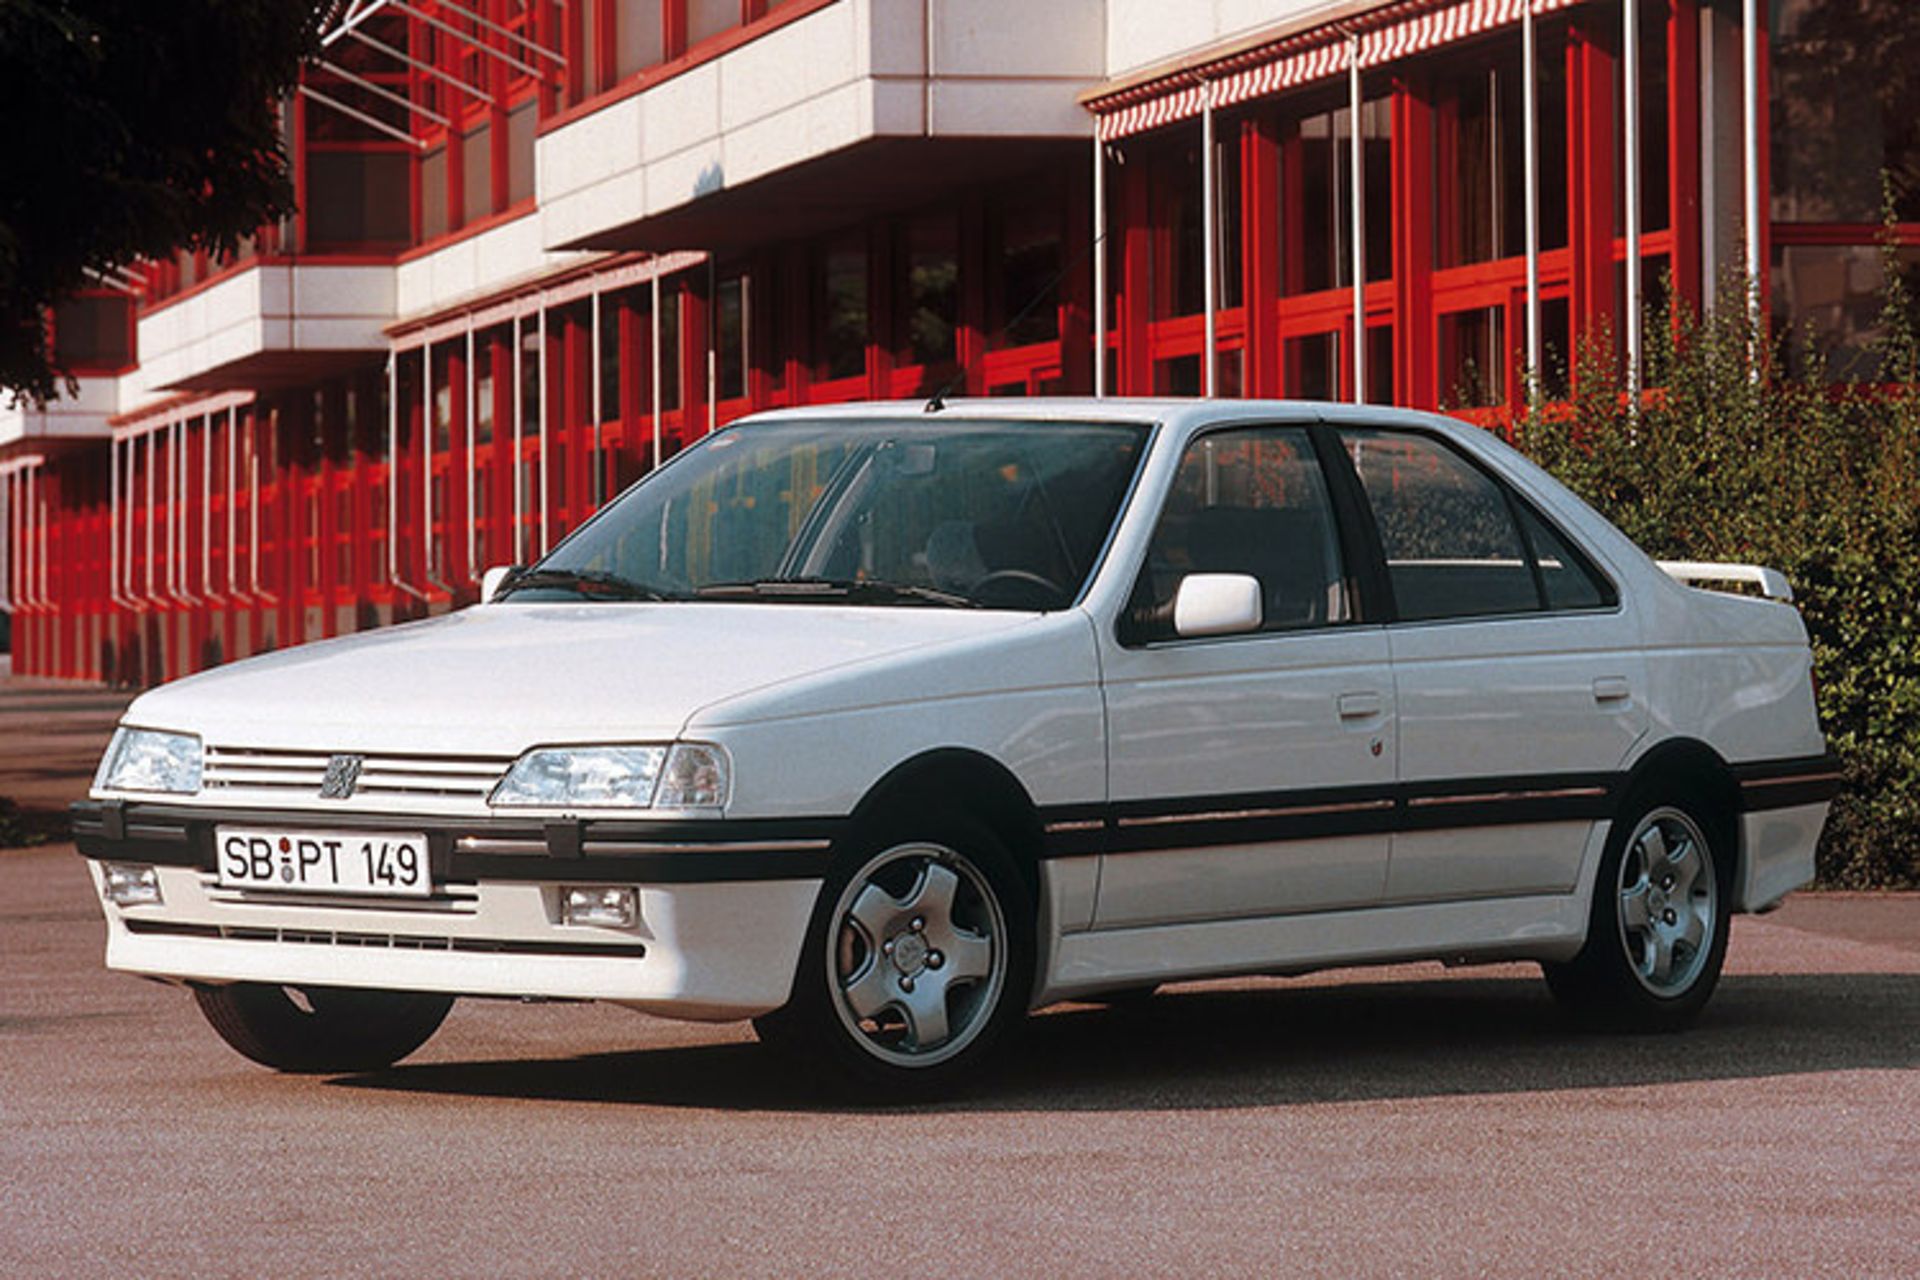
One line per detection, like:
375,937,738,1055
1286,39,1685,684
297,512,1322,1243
124,916,646,959
202,745,514,801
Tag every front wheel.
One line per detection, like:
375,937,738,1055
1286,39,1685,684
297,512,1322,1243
193,983,453,1073
1544,794,1732,1030
755,815,1033,1096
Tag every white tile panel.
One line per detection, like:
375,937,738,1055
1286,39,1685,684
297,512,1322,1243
539,0,1102,251
132,261,395,391
1105,0,1344,79
0,373,119,445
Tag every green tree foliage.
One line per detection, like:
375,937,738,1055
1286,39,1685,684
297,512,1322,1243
0,0,325,404
1517,241,1920,888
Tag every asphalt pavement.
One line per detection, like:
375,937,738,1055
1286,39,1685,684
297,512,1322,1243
2,674,1916,1277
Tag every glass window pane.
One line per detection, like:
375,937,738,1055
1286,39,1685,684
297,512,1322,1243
306,151,409,247
1518,504,1612,611
1439,307,1506,407
507,101,536,206
688,0,736,46
821,237,868,381
717,275,747,400
995,195,1061,348
422,145,448,241
1771,0,1920,224
901,216,957,367
1284,331,1339,400
1345,428,1538,621
1137,426,1350,632
462,123,493,224
1771,243,1920,382
617,1,664,78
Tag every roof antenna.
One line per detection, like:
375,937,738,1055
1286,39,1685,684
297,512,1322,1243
922,226,1109,415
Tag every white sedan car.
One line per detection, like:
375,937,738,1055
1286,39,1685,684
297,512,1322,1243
75,399,1837,1091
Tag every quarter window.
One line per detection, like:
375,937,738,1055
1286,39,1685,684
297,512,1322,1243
1517,503,1613,611
1133,426,1351,636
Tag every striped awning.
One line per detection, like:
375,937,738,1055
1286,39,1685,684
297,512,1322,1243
1090,0,1581,141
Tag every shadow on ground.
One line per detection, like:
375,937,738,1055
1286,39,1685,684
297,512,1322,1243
330,969,1920,1113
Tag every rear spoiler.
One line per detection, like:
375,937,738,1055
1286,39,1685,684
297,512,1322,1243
1656,560,1794,603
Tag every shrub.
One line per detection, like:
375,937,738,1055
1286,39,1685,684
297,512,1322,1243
1514,255,1920,889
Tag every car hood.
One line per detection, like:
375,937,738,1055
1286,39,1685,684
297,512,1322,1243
124,603,1040,755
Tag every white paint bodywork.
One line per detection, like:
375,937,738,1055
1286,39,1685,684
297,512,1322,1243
88,399,1830,1019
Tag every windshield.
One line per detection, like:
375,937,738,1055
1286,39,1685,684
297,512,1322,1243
505,417,1150,610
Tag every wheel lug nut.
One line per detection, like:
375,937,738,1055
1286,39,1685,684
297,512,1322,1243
882,940,894,955
927,951,943,969
910,916,925,933
1664,909,1677,925
900,975,915,993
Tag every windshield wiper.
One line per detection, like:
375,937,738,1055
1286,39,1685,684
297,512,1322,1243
694,577,979,608
500,567,681,602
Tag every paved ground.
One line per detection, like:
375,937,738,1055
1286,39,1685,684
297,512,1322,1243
2,675,1917,1276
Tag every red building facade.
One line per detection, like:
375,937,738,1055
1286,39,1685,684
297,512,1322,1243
3,0,1915,683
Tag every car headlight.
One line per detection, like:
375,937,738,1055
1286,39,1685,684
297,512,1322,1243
488,743,729,810
95,728,203,795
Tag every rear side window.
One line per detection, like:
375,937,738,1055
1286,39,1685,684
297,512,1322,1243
1341,428,1609,622
1517,503,1614,610
1131,425,1351,635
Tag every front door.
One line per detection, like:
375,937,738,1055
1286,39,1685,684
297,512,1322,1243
1095,422,1396,928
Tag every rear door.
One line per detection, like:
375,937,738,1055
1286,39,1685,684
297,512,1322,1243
1332,423,1646,903
1094,422,1396,928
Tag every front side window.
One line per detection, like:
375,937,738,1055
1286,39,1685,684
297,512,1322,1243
1343,428,1609,621
514,419,1148,611
1130,425,1351,637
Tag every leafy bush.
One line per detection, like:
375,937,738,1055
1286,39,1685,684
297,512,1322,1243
1514,252,1920,889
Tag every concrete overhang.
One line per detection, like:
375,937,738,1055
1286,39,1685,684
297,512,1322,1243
136,261,396,393
537,0,1103,255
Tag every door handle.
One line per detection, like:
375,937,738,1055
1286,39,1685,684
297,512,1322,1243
1338,691,1383,720
1592,676,1631,704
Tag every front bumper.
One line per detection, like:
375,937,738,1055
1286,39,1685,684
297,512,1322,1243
73,799,840,1020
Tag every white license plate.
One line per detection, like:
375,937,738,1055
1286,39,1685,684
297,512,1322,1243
215,827,432,898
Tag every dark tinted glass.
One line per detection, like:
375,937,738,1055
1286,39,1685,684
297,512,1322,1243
1344,428,1537,621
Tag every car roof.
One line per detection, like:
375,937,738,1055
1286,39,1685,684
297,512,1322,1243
733,397,1459,434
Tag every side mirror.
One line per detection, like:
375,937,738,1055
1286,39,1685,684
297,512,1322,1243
480,564,521,604
1173,573,1262,638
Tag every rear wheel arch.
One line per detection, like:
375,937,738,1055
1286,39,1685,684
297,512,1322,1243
1617,738,1742,895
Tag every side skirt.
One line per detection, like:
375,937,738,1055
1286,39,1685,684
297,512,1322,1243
1033,892,1589,1006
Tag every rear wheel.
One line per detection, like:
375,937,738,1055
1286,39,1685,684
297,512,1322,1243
755,813,1033,1096
193,983,453,1073
1544,792,1731,1029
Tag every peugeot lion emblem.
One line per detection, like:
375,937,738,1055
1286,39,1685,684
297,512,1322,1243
318,754,364,800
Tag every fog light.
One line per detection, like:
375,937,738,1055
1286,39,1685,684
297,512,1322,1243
103,863,163,907
561,886,637,928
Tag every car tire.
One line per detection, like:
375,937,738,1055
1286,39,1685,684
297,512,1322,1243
1543,789,1733,1030
754,810,1034,1098
193,982,454,1073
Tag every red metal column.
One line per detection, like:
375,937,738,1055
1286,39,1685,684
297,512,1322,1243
1568,16,1617,371
1392,76,1436,409
1242,116,1281,397
681,276,709,447
1119,156,1152,394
